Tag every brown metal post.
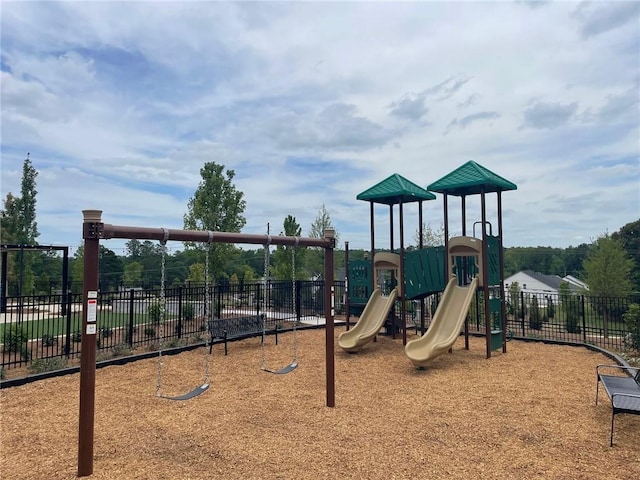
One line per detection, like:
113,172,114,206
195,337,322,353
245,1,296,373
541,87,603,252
78,210,102,477
399,200,406,345
418,201,425,335
344,241,350,330
324,229,336,408
369,201,375,294
480,192,491,359
497,191,507,353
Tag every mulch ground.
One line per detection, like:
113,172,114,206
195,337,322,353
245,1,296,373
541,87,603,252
1,328,639,480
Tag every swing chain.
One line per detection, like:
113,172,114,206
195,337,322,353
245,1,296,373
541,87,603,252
202,231,214,384
291,237,299,361
155,228,169,397
261,235,271,371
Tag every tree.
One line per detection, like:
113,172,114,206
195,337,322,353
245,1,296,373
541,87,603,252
414,222,445,247
123,261,143,287
307,205,337,278
0,155,40,294
309,204,339,243
184,162,246,281
612,219,640,291
272,215,304,280
583,234,634,297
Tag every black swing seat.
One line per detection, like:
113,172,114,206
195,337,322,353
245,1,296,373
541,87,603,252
262,362,298,375
160,383,210,401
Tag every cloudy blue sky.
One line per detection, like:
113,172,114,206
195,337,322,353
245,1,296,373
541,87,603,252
1,1,639,255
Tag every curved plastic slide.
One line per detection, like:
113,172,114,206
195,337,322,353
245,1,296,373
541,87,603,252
338,288,397,353
405,277,478,368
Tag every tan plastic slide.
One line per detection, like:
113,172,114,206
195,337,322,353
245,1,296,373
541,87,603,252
338,288,398,353
405,276,479,368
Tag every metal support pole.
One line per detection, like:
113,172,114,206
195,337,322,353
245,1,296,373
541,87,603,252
78,210,102,477
324,228,336,408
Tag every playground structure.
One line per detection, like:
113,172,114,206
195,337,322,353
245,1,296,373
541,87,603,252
76,210,336,477
344,161,517,363
337,252,400,352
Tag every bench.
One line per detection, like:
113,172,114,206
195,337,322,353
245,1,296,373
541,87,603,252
595,364,640,446
208,314,273,355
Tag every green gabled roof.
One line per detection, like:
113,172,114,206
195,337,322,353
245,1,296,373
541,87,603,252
427,160,517,196
357,173,436,205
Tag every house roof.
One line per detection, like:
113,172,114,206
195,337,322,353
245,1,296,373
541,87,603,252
427,160,517,196
357,173,436,205
506,270,585,292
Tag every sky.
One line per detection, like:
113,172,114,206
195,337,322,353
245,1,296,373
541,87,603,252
1,0,639,256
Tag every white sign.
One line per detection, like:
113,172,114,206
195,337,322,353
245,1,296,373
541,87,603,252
87,299,97,323
86,324,97,335
88,291,98,299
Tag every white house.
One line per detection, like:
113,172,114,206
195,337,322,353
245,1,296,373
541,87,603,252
504,270,586,301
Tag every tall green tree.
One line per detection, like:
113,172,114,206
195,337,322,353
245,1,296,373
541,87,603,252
583,234,634,332
307,204,338,278
0,155,40,294
583,234,634,298
612,219,640,291
309,204,339,243
273,215,304,280
183,162,246,282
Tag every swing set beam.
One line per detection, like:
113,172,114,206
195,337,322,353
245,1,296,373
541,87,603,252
77,210,336,478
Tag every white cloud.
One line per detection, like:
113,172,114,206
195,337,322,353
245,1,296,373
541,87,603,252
0,1,638,254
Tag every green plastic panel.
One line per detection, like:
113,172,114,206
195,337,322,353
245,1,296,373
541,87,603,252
348,260,372,305
486,235,501,286
403,247,446,299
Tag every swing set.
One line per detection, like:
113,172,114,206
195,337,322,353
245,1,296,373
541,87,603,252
77,210,337,478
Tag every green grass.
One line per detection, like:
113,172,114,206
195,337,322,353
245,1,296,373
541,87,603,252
0,312,163,340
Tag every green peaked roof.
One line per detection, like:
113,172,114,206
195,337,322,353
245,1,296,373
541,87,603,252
427,160,517,196
357,173,436,205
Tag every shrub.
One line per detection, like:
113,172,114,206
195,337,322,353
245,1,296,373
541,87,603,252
5,324,29,353
100,327,113,338
0,367,5,380
72,330,82,343
623,303,640,353
547,298,555,319
183,302,195,321
110,343,133,358
529,297,542,330
28,357,68,374
144,327,156,338
148,301,163,324
41,333,58,347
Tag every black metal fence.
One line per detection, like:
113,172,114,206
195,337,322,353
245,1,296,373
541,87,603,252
1,280,343,371
1,281,636,373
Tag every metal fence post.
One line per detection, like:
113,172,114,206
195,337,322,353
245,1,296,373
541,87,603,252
176,286,183,339
520,291,525,336
128,289,135,348
581,295,587,344
64,291,73,357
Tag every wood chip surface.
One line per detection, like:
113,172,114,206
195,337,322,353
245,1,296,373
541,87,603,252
1,328,639,479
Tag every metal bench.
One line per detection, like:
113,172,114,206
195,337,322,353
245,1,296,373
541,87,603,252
595,364,640,446
208,314,270,355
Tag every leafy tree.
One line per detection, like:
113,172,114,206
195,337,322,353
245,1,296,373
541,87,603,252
98,246,123,291
0,155,40,294
186,263,205,283
583,234,634,331
183,162,246,282
273,215,304,280
309,204,339,243
612,219,640,291
123,261,143,287
508,282,522,319
307,205,337,279
414,222,445,248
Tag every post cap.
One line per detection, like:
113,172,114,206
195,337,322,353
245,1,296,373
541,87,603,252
82,210,103,222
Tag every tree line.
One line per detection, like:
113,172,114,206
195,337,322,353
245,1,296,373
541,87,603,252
2,155,638,298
